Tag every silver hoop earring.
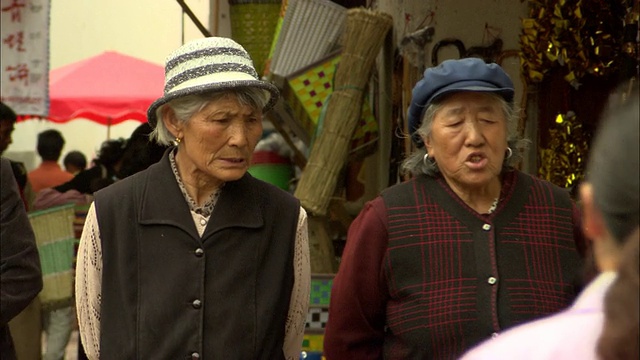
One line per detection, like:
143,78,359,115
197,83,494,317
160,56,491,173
423,153,434,167
505,147,513,159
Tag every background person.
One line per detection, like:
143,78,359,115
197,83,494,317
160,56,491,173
323,58,587,359
1,157,43,360
51,123,167,197
63,150,88,175
1,102,41,360
32,122,167,360
25,129,76,360
460,83,639,360
75,37,310,359
28,129,73,193
0,101,34,209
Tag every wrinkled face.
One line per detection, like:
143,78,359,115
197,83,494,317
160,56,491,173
424,92,508,190
0,120,15,155
168,94,263,185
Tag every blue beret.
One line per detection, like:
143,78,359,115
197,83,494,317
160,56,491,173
408,58,515,147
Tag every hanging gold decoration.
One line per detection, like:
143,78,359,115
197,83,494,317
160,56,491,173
539,111,591,188
519,0,629,87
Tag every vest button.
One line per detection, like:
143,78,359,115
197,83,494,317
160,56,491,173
191,352,200,359
192,299,202,309
194,248,204,257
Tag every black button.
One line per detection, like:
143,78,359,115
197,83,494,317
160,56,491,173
194,248,204,257
191,352,200,359
192,299,202,309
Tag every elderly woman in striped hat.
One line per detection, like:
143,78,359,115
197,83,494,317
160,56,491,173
75,37,310,359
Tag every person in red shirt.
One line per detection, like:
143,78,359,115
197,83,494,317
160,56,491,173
27,129,74,193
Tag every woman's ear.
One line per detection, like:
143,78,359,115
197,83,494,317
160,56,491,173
161,106,182,139
423,134,433,156
580,183,606,241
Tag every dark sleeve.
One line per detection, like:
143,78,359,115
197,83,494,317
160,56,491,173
54,166,100,194
323,197,389,359
0,158,43,325
9,161,27,191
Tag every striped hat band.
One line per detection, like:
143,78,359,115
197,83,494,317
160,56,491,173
147,37,279,127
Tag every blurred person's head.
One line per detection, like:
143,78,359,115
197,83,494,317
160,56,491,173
0,101,17,155
88,138,127,192
63,150,87,174
597,227,639,360
116,123,168,179
580,83,639,272
88,124,168,193
36,129,66,161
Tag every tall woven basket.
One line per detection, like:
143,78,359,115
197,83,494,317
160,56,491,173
229,0,282,77
294,8,393,215
28,203,77,311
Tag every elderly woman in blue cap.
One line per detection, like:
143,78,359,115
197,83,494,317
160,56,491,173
323,58,587,359
75,37,310,359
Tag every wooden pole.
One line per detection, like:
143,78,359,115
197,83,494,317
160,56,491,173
176,0,213,37
307,216,338,273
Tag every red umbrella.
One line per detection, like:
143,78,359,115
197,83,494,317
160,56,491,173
46,51,165,125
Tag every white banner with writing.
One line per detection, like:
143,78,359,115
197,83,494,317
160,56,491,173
1,0,50,116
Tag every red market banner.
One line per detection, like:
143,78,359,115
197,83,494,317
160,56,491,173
1,0,50,116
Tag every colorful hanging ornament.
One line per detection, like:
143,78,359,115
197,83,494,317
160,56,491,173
539,110,591,188
519,0,629,87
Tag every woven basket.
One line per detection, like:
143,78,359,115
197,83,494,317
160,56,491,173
230,0,282,77
283,51,379,159
28,203,77,311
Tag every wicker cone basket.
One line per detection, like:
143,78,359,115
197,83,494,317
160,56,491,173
28,204,77,311
294,8,392,215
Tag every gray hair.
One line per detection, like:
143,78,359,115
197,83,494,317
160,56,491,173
401,92,527,177
151,87,269,145
586,84,639,244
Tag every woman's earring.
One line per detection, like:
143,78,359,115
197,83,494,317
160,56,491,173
172,137,181,147
423,153,435,167
505,147,513,159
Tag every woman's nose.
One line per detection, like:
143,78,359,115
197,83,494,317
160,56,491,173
464,121,484,146
227,122,248,146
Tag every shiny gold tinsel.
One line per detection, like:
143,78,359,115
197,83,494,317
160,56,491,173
519,0,627,87
539,111,591,188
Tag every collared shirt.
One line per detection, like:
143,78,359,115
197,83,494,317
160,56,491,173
460,272,617,360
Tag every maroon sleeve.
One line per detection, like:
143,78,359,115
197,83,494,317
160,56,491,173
323,197,389,359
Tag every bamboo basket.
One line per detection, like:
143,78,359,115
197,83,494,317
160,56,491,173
294,8,393,215
28,203,77,311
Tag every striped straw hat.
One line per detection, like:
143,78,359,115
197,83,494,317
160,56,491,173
147,37,279,127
